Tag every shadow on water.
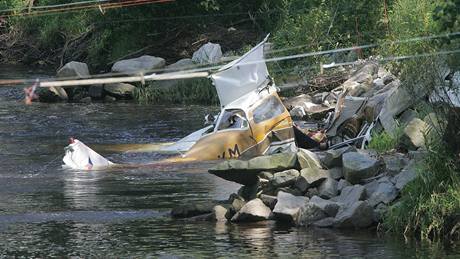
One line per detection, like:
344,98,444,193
0,65,459,257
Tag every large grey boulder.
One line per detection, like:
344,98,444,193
310,195,341,217
298,167,328,188
192,42,222,64
332,184,366,206
104,83,136,99
208,160,257,186
401,118,429,150
392,162,417,190
270,169,300,188
247,152,298,171
231,198,271,222
273,191,309,225
166,58,194,71
343,152,379,184
321,146,356,168
112,55,165,73
297,148,321,169
40,61,90,102
299,203,328,226
57,61,90,78
317,178,339,199
334,201,374,228
368,181,398,207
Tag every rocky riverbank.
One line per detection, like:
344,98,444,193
170,148,419,229
169,60,460,231
37,42,224,103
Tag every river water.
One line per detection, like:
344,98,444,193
0,65,458,257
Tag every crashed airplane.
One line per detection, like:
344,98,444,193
63,35,298,170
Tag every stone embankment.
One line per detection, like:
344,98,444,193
171,148,418,228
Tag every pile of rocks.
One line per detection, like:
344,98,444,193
38,42,223,103
171,148,419,228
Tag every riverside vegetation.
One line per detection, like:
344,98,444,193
1,0,459,243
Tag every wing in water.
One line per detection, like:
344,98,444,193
159,125,213,154
63,139,114,170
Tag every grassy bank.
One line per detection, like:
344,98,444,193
134,78,219,105
384,137,460,241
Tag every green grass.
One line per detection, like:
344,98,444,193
383,136,460,241
134,77,219,105
368,126,404,153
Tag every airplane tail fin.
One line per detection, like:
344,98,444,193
62,138,114,170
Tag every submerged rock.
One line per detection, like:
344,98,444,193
313,217,336,228
343,152,379,184
211,205,228,222
171,203,214,218
231,198,271,222
273,191,308,225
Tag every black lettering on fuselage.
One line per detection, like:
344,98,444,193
217,144,241,159
228,144,240,158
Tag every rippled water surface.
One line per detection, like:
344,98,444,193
0,65,458,257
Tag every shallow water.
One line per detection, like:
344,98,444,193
0,65,458,257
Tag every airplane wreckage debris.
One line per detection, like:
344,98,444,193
59,35,460,229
